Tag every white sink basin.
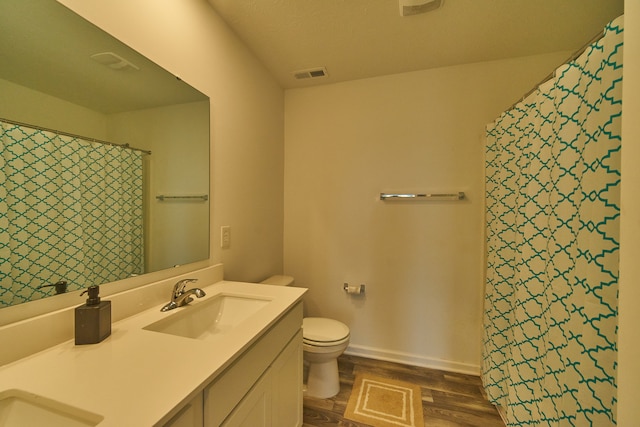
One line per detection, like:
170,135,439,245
0,389,103,427
144,294,271,340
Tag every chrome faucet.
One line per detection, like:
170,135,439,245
161,278,206,312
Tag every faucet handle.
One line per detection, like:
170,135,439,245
173,278,198,296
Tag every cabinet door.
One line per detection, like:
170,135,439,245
204,303,303,427
221,372,272,427
271,330,303,427
163,394,204,427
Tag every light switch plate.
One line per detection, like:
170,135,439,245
221,226,230,249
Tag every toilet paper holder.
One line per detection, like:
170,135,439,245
343,283,365,294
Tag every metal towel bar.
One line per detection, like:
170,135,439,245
156,194,209,201
380,192,465,201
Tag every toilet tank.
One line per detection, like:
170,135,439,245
260,275,294,287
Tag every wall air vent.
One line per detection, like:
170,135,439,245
293,67,328,80
399,0,443,17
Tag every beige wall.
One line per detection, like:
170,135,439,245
283,52,569,372
618,1,640,424
58,0,285,282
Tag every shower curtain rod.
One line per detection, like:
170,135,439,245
0,116,152,155
506,28,606,112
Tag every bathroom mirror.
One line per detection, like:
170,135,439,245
0,0,210,310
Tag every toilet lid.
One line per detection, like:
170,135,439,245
303,317,350,345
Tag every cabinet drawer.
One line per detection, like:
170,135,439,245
203,302,302,427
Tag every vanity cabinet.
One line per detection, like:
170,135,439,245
164,301,303,427
219,367,272,427
164,394,204,427
270,328,303,427
221,329,303,427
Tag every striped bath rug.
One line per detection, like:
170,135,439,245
344,374,424,427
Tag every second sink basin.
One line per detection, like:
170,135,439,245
144,293,271,340
0,389,103,427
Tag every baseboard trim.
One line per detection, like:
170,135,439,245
344,344,480,376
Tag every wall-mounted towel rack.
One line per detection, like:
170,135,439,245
380,192,465,201
156,194,209,201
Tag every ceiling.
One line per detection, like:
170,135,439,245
206,0,624,89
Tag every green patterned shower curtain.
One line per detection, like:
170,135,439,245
482,16,622,426
0,122,144,306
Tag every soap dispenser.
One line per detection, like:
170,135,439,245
75,285,111,345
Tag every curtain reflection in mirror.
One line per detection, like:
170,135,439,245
0,121,144,307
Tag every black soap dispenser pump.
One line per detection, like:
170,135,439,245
75,285,111,345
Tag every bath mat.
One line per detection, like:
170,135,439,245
344,374,424,427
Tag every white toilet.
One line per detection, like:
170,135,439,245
261,275,350,399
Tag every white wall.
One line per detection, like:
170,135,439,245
284,52,570,372
617,1,640,424
58,0,285,282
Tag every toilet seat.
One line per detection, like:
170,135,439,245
303,317,350,347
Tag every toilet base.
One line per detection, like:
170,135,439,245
305,358,340,399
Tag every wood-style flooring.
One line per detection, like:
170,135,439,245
303,354,505,427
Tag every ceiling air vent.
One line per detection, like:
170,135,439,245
90,52,139,71
293,67,328,80
399,0,443,17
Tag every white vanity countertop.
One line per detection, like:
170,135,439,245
0,280,306,426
